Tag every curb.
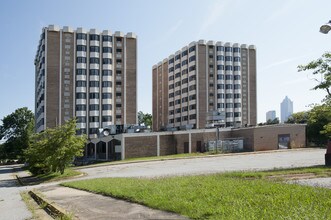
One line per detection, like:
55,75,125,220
74,148,324,170
28,190,74,219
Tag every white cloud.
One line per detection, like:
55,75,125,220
259,55,308,72
196,0,229,39
264,0,296,24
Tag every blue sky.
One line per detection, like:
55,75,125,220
0,0,330,123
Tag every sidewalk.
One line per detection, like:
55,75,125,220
36,185,189,220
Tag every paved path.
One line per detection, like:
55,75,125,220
291,177,331,189
38,185,188,220
0,165,32,220
77,148,326,179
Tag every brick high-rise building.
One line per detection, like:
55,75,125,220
152,40,256,131
35,25,137,138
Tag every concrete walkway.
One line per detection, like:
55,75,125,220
0,165,32,220
37,185,189,220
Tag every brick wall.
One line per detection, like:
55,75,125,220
125,136,157,158
160,135,176,155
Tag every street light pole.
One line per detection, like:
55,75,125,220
320,20,331,34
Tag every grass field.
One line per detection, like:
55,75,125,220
62,167,331,219
37,168,82,182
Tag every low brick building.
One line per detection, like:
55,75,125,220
85,124,306,161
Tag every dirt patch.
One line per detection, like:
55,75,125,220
268,173,318,180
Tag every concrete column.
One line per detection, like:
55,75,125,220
189,132,192,153
157,134,160,156
106,142,109,160
94,143,97,160
121,136,125,160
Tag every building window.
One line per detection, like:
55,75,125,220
102,93,112,99
90,34,100,41
225,84,233,89
175,64,181,69
102,116,112,122
169,67,174,72
182,50,188,56
182,97,188,103
182,78,188,84
226,112,233,117
234,94,241,99
182,88,188,94
102,47,112,53
76,69,86,75
225,65,232,71
169,101,174,106
102,81,112,87
234,75,241,80
89,128,98,134
76,81,86,87
234,57,241,62
233,48,240,53
116,37,122,42
217,55,224,61
234,84,241,90
189,114,196,119
189,94,196,100
169,110,174,115
90,46,100,53
234,66,241,71
217,84,225,89
217,65,224,70
102,35,112,42
76,104,87,111
226,94,233,99
217,93,225,99
169,84,174,90
169,75,174,81
76,93,86,99
216,46,224,51
225,75,233,80
169,93,174,98
89,81,99,87
226,103,233,108
189,85,196,91
182,60,188,66
225,56,233,61
102,58,112,64
89,104,99,111
176,117,181,122
102,104,112,110
217,103,225,108
77,57,86,63
77,45,86,51
175,81,181,87
116,81,121,86
189,46,196,53
188,65,195,72
90,69,99,75
169,58,174,64
225,47,232,52
90,58,99,64
175,54,181,60
77,33,87,40
217,74,224,80
175,99,181,105
76,116,86,123
89,93,99,99
189,55,196,62
102,70,112,76
234,103,241,108
189,75,196,81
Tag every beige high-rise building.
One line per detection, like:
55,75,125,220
152,40,256,131
35,25,137,138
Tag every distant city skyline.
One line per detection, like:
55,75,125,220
280,96,293,123
266,110,276,122
0,0,330,124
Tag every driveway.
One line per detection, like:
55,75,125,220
76,148,326,179
0,165,32,220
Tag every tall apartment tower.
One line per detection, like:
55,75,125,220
35,25,137,138
280,96,293,123
152,40,257,131
266,110,276,121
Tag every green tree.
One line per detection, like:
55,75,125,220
266,118,279,125
25,118,86,174
138,111,152,127
298,52,331,100
0,107,34,160
285,111,308,124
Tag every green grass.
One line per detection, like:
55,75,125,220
62,167,331,219
37,168,82,182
